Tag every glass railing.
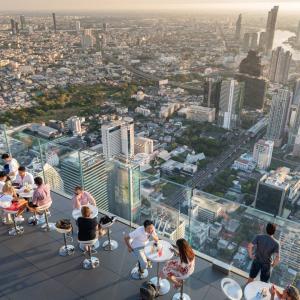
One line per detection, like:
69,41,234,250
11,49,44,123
1,126,300,288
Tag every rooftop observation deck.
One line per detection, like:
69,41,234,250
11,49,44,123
0,193,245,300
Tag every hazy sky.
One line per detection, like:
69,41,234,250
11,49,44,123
2,0,300,12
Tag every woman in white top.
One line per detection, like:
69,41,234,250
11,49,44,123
2,153,19,181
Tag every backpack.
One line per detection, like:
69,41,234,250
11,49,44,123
140,281,158,300
99,215,116,225
56,219,72,230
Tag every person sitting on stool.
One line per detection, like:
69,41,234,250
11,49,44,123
161,238,195,288
72,186,96,209
27,177,52,223
77,206,99,251
124,220,159,277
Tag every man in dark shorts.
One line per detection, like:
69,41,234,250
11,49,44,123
247,223,280,283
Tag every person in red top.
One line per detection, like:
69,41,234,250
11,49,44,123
27,177,52,211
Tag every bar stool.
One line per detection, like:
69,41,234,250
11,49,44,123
101,217,118,251
221,278,243,300
3,209,24,236
131,261,149,280
55,225,75,256
36,202,56,231
78,238,99,269
172,269,194,300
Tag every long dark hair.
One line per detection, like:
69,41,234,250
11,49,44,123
176,238,195,264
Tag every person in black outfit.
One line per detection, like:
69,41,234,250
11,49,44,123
77,206,98,251
247,223,280,283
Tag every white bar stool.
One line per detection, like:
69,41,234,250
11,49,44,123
78,238,99,269
3,209,24,236
56,226,75,256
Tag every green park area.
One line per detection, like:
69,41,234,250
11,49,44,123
176,121,228,157
0,82,139,126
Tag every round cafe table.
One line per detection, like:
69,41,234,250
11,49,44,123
72,205,99,250
244,281,280,300
18,189,34,199
144,240,174,295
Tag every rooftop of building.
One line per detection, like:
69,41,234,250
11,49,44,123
0,192,246,300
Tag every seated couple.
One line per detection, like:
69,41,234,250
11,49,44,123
76,206,106,250
124,220,195,287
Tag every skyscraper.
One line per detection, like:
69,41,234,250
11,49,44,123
242,33,250,51
81,29,95,49
75,20,81,33
254,168,290,217
236,51,266,110
296,21,300,46
266,89,291,147
258,31,267,51
61,150,109,211
10,19,16,35
268,47,292,84
288,79,300,154
103,23,108,32
218,80,244,130
253,139,274,170
249,32,258,50
20,15,25,30
203,77,221,113
235,14,242,41
52,12,57,33
15,22,19,34
101,117,134,160
67,116,82,136
265,6,279,54
107,160,140,223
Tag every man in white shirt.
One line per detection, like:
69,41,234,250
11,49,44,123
0,171,7,193
2,153,19,181
124,220,159,276
14,166,34,189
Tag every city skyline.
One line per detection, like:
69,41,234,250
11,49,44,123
2,0,300,12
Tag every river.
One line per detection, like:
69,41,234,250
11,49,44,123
273,29,300,60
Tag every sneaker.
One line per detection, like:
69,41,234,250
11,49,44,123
147,260,152,269
28,217,38,226
15,216,25,223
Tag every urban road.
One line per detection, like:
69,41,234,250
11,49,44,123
165,130,265,208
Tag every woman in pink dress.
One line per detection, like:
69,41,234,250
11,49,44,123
161,238,195,288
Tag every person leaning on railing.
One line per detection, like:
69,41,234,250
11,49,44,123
247,222,280,284
270,285,300,300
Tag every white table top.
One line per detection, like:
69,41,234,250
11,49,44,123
19,191,34,198
72,205,98,220
145,240,174,263
244,281,280,300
